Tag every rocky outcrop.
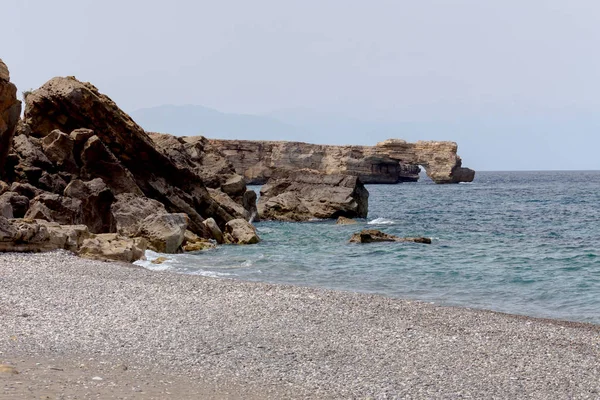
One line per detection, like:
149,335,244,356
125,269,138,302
258,170,369,221
349,229,432,244
336,216,357,225
23,76,238,236
0,59,21,179
209,138,475,184
0,68,262,260
148,132,255,220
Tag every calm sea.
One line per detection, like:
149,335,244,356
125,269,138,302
138,171,600,324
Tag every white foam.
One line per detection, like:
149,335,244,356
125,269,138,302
191,270,235,278
241,260,253,267
368,217,395,225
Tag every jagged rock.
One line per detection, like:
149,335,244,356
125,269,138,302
24,77,234,235
80,135,143,195
25,193,82,225
0,59,21,179
9,182,42,199
137,213,188,253
37,171,67,194
243,190,258,221
149,132,255,219
11,134,53,171
221,174,246,197
224,219,260,245
111,194,167,237
202,217,224,244
41,129,77,172
0,192,29,218
349,229,432,244
208,188,250,221
77,233,147,263
64,178,115,233
336,216,357,225
38,220,92,252
258,169,369,221
210,138,475,184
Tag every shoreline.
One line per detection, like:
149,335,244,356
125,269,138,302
2,251,599,399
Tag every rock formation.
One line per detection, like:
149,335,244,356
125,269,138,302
258,169,369,221
0,65,261,259
209,138,475,184
349,229,432,244
0,59,21,179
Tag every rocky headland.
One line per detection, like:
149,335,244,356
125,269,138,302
0,60,259,261
208,138,475,184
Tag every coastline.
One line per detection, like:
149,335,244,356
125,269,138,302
1,251,599,399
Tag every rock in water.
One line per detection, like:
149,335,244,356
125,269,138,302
349,229,431,244
0,59,21,179
224,219,260,245
258,169,369,221
336,216,357,225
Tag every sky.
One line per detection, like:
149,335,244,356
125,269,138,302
3,0,600,171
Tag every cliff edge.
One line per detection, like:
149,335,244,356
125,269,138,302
208,138,475,184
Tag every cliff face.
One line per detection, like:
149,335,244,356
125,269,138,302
0,59,21,179
208,138,475,184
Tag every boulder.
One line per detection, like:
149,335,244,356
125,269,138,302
111,193,167,237
336,216,357,225
25,193,82,225
349,229,431,244
77,233,147,263
64,178,115,233
202,217,224,244
40,129,77,172
80,135,143,195
0,217,90,253
208,188,250,221
0,192,30,218
258,169,369,221
224,219,260,245
221,174,246,197
9,182,42,199
181,230,217,252
0,59,21,179
137,213,188,253
37,171,67,194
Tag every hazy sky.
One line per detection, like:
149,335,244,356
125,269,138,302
4,0,600,170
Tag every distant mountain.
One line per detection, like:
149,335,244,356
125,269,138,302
130,104,305,141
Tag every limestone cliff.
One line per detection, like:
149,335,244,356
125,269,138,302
208,138,475,184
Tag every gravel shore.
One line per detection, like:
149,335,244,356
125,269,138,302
1,251,599,399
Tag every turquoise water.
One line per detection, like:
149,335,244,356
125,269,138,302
139,171,600,324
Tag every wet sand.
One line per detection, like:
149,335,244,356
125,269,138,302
1,251,599,399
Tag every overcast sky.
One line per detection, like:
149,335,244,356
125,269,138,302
4,0,600,171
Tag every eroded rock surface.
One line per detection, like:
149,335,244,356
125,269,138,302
210,138,474,184
0,59,21,178
258,169,369,222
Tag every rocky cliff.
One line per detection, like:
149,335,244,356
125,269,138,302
0,59,21,179
208,138,475,184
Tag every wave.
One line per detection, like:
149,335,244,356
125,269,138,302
368,217,395,225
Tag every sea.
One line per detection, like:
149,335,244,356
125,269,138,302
137,171,600,325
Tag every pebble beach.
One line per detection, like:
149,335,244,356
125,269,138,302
1,251,599,399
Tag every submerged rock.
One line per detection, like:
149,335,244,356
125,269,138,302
258,169,369,221
349,229,431,244
336,216,357,225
